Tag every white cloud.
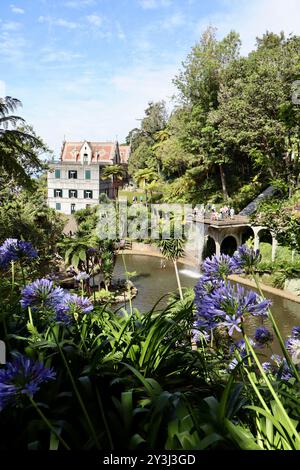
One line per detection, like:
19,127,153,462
116,21,126,41
20,62,177,155
2,21,22,31
195,0,300,54
0,80,6,97
38,16,79,30
41,49,83,63
10,4,25,14
138,0,172,10
161,12,185,30
0,31,27,62
86,14,103,27
56,18,79,29
64,0,96,8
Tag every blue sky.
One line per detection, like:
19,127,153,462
1,0,300,156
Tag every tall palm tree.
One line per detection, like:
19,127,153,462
101,164,126,198
0,96,47,187
157,238,185,300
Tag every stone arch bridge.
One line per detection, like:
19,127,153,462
186,215,278,263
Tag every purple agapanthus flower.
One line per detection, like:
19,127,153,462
228,338,256,371
201,254,241,281
194,276,223,301
203,282,270,319
233,245,261,271
222,314,242,336
262,362,273,373
20,278,65,311
292,326,300,339
267,354,294,381
191,327,210,344
56,293,93,323
195,280,271,334
286,337,300,365
75,271,90,282
0,354,56,411
0,238,37,269
254,326,273,347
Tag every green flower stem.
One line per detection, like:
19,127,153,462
76,318,88,354
92,266,96,303
27,306,34,327
29,396,70,450
121,253,133,316
244,335,300,446
11,261,15,292
50,326,100,449
252,271,300,383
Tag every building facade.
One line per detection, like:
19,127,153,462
47,140,130,215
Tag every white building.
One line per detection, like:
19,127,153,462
47,140,130,215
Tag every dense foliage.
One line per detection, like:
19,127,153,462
0,97,49,188
1,240,300,450
0,178,64,276
127,28,300,209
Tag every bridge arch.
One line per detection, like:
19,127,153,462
252,226,278,261
202,236,216,258
242,226,255,245
220,235,238,256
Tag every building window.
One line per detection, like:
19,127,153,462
85,169,91,180
56,202,61,211
83,153,88,164
55,169,61,179
69,189,78,198
84,190,93,199
54,189,62,197
71,203,76,214
68,170,77,179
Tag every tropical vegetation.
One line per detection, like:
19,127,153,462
1,25,300,452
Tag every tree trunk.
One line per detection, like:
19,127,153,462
219,163,228,201
113,177,118,199
173,259,183,300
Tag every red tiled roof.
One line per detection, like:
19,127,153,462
61,141,117,163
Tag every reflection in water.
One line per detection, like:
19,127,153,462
114,254,300,353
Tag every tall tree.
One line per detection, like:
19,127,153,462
0,97,49,187
173,27,241,200
127,101,168,174
101,164,126,198
215,32,300,196
133,168,158,204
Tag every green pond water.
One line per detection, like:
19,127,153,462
114,254,300,352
